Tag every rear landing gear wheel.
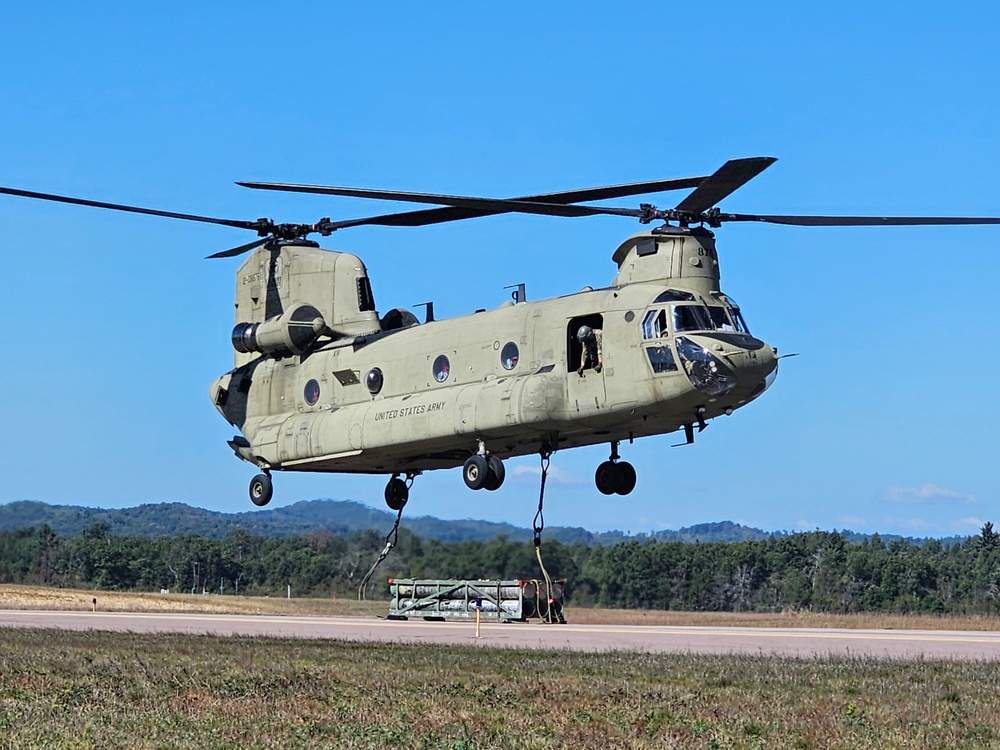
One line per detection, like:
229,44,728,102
595,461,618,495
463,455,490,490
484,455,506,491
614,461,636,496
384,475,409,511
249,473,273,507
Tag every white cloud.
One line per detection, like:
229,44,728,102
510,464,585,486
883,484,977,505
952,517,985,533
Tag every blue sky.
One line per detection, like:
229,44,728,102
1,2,998,537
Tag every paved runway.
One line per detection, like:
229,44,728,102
3,610,1000,660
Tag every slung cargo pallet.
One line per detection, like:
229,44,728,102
388,578,565,623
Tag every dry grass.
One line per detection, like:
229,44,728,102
3,584,1000,632
1,628,999,749
0,584,383,618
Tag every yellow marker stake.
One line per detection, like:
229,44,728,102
475,607,481,638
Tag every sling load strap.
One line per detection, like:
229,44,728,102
532,448,560,623
358,481,410,601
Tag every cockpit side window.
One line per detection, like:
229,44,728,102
646,345,677,373
722,296,750,334
709,306,737,332
732,307,749,333
641,309,668,340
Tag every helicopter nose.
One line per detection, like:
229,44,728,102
738,342,778,401
678,334,777,401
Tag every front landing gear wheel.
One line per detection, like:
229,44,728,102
594,460,637,496
484,455,506,491
249,473,273,507
595,461,618,495
384,476,409,511
463,455,490,490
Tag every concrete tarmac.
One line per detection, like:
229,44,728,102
3,610,1000,660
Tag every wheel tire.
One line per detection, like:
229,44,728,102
594,461,618,495
463,455,490,490
614,461,637,496
384,477,409,511
484,455,506,491
249,473,273,507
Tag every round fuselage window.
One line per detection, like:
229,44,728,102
366,367,384,394
432,355,450,382
304,379,320,406
500,342,519,370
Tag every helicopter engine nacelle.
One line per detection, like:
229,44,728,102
232,303,326,357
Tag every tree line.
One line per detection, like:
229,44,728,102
2,521,1000,614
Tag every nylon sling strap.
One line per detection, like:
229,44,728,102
532,448,560,623
358,479,410,600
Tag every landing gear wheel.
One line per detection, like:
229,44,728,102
614,461,637,496
484,455,506,491
463,455,490,490
595,461,618,495
384,476,409,511
249,473,273,507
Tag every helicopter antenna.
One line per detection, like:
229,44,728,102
504,283,526,304
414,301,434,323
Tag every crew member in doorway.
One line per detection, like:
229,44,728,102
576,325,603,375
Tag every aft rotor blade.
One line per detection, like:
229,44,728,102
206,236,271,259
239,175,708,229
0,185,260,231
717,213,1000,226
674,157,777,214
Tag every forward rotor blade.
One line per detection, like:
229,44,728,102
675,157,777,214
0,185,260,231
237,175,708,205
238,175,708,229
717,213,1000,226
206,236,271,259
237,184,603,217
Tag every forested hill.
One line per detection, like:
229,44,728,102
0,500,784,545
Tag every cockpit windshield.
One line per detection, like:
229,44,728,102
672,304,716,332
643,294,750,338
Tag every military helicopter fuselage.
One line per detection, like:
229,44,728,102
6,156,994,510
210,224,777,506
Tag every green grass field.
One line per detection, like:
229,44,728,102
1,628,998,749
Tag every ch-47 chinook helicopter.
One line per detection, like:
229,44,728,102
3,157,999,511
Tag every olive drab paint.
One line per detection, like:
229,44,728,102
209,226,778,491
5,156,995,507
